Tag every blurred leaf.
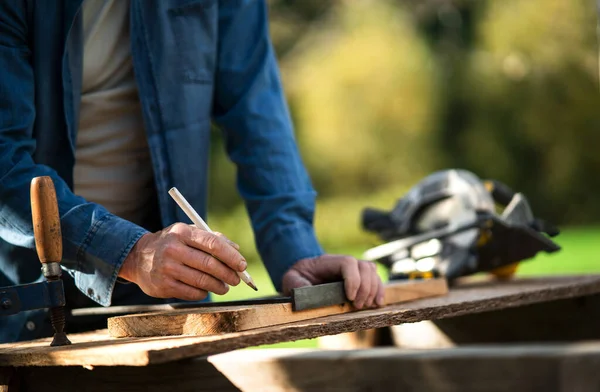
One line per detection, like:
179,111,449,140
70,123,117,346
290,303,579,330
208,0,600,281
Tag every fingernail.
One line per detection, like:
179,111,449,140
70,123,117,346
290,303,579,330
239,259,247,270
377,294,385,306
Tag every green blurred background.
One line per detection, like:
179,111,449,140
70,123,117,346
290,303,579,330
206,0,600,328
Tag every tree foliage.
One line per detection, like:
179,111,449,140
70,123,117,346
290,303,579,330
209,0,600,229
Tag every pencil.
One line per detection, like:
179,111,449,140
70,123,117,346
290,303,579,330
168,187,258,291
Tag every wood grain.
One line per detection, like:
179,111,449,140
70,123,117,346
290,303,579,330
30,176,62,263
1,275,600,367
108,278,448,338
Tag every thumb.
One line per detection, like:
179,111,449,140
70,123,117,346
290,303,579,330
281,269,313,296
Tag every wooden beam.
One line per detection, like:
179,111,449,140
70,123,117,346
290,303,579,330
5,344,600,392
433,292,600,343
107,278,448,338
1,275,600,367
319,291,600,350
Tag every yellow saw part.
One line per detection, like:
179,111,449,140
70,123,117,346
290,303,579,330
490,262,520,280
476,218,519,280
483,180,495,193
408,271,434,280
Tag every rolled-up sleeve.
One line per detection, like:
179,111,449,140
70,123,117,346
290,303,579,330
212,0,324,292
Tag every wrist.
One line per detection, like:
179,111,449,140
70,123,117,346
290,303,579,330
259,223,324,293
118,232,149,283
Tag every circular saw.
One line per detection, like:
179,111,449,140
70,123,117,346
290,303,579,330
361,169,561,281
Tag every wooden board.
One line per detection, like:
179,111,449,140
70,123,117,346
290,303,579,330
108,278,448,338
318,292,600,349
1,275,600,367
433,292,600,344
5,344,600,391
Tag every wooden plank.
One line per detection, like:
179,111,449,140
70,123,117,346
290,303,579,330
433,291,600,343
1,275,600,367
320,289,600,350
6,344,600,392
107,278,448,338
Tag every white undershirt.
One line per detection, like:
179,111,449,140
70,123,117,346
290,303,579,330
74,0,154,226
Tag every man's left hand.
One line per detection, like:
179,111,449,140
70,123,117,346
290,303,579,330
282,254,385,309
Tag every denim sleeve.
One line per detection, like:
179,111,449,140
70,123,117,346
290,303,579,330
0,3,147,306
212,1,324,292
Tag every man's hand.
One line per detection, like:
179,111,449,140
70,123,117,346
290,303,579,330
282,254,385,309
119,223,246,301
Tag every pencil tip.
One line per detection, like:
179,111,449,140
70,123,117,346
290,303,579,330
249,282,258,291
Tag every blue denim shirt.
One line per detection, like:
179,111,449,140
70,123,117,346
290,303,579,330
0,0,324,342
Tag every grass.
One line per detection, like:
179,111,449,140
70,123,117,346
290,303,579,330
211,225,600,349
516,226,600,275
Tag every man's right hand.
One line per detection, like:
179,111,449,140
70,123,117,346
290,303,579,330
118,223,245,301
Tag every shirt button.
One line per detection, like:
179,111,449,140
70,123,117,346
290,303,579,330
26,321,36,331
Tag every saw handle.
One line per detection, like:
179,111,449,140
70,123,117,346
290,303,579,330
30,176,62,264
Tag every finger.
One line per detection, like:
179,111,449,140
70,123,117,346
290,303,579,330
164,278,208,302
185,250,240,286
214,231,240,250
365,262,379,308
170,263,230,295
286,254,362,300
353,262,373,309
301,255,353,283
184,228,247,272
340,257,361,302
281,269,313,295
376,276,385,307
166,241,240,286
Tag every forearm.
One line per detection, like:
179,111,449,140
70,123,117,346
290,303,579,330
0,148,148,305
213,0,324,291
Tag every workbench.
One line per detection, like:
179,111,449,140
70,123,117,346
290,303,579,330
2,274,600,391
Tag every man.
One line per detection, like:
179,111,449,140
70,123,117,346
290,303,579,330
0,0,384,343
